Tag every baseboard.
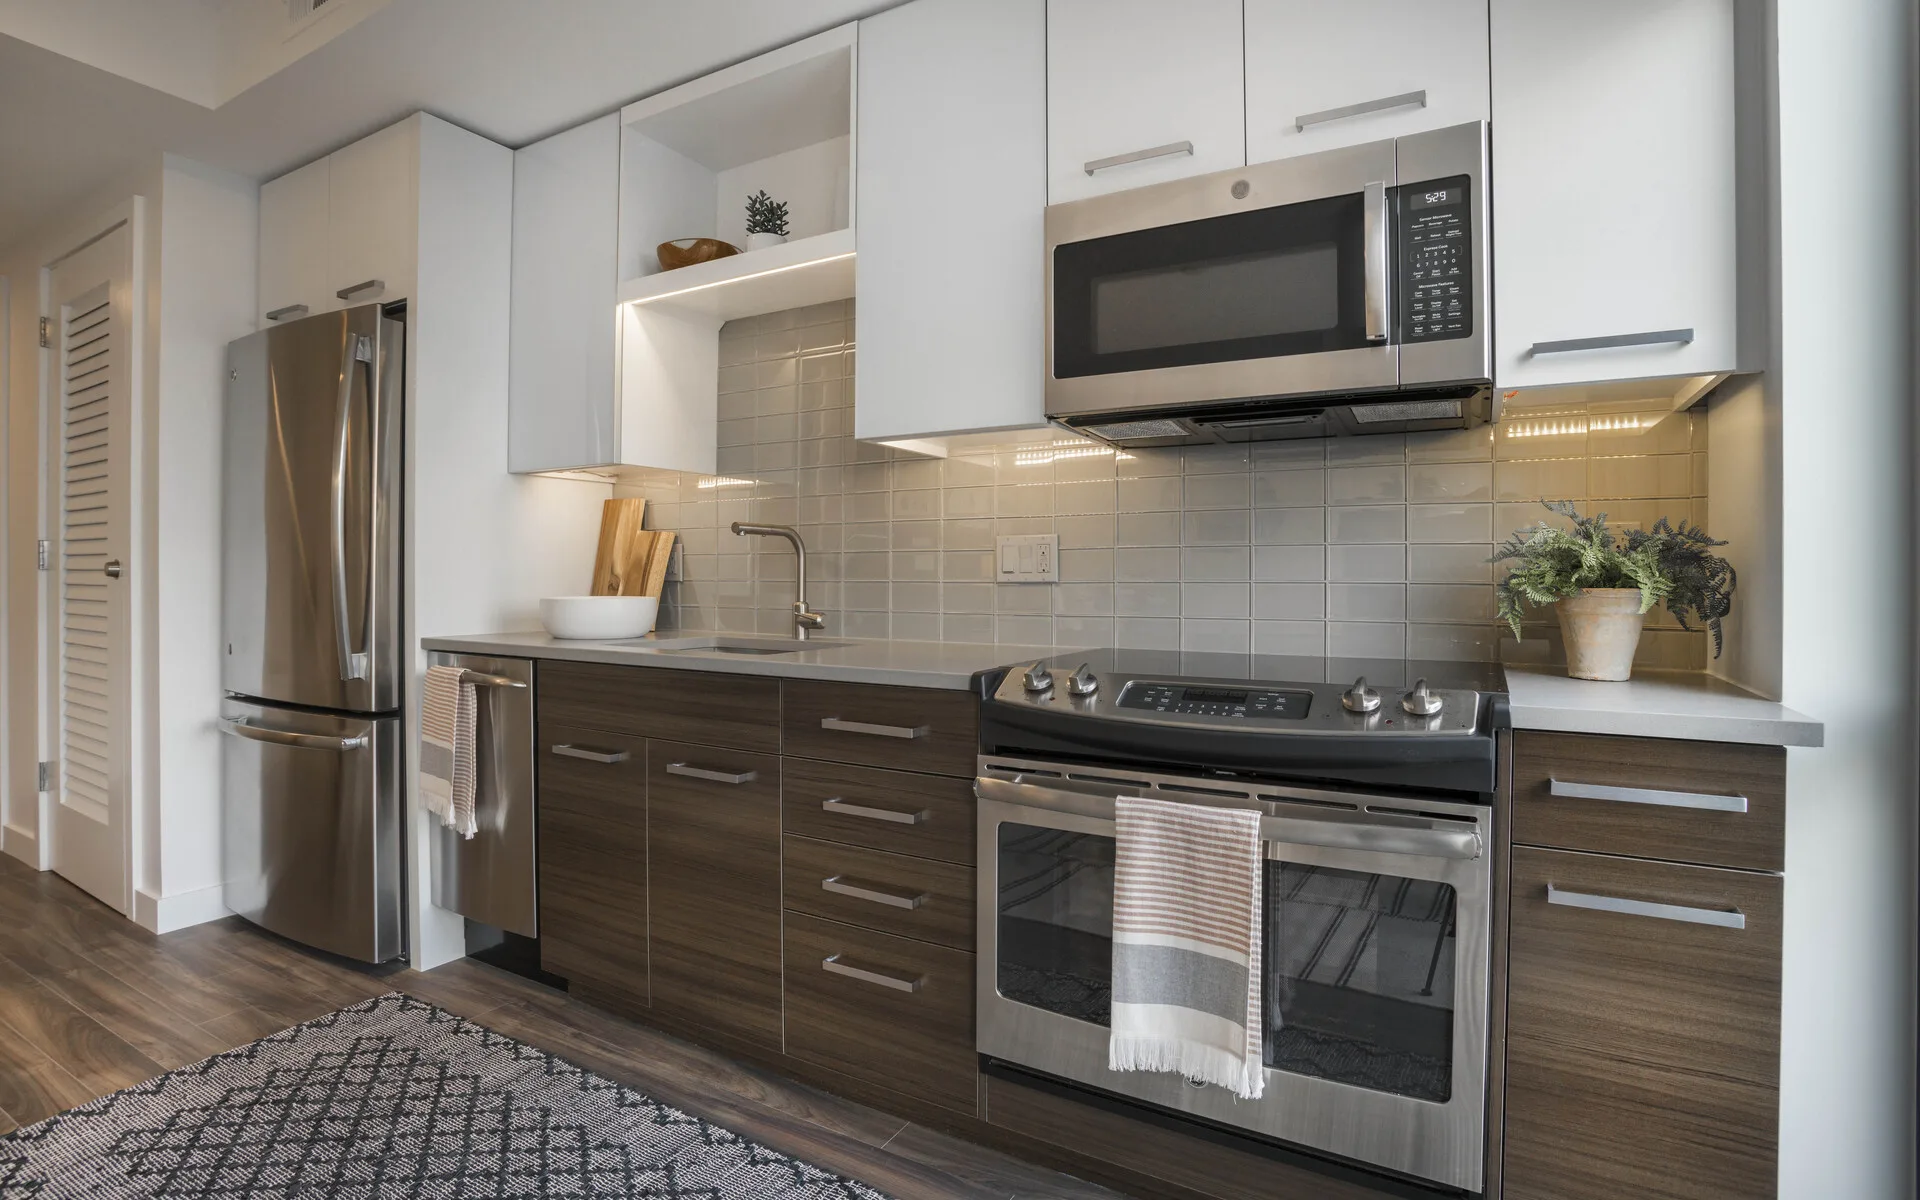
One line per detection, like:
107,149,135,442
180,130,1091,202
3,822,43,869
133,883,231,934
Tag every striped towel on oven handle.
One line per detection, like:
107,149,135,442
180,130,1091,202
1107,794,1265,1099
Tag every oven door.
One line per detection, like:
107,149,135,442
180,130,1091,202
1046,139,1399,421
977,765,1491,1194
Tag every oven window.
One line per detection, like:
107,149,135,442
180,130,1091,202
1265,862,1456,1102
996,823,1115,1026
1053,191,1370,379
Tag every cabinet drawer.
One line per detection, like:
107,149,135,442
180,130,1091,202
782,759,976,865
782,912,977,1114
538,661,780,752
1504,847,1780,1200
1512,731,1784,871
646,742,783,1049
783,836,974,952
781,680,977,777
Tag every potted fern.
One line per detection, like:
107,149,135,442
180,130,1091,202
1491,501,1736,681
744,190,790,250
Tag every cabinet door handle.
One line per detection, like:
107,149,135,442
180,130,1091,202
667,762,757,785
822,876,926,910
822,798,927,825
820,717,928,740
821,954,922,993
336,279,385,301
1529,328,1695,355
1083,140,1194,175
1549,777,1748,814
1546,883,1745,930
1295,89,1428,132
552,744,629,765
265,303,310,322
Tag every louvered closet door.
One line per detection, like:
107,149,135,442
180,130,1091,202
48,223,133,913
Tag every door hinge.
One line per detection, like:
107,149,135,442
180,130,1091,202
38,317,50,348
36,539,49,571
36,761,54,792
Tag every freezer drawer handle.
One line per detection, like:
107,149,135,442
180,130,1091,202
1545,883,1746,930
822,798,926,825
1549,777,1749,813
821,954,922,993
666,762,757,785
552,744,629,765
820,717,928,740
822,875,926,910
221,716,366,753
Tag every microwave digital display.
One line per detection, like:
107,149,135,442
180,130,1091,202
1410,186,1462,210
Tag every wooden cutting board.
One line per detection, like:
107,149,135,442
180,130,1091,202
589,499,649,596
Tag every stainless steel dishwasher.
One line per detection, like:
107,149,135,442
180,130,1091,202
427,651,536,936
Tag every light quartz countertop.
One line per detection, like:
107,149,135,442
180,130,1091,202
1502,665,1823,747
420,630,1077,692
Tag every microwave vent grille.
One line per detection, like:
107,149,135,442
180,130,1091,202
1349,399,1462,424
1082,418,1189,440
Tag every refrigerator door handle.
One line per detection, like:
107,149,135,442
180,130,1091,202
221,716,367,753
331,333,373,682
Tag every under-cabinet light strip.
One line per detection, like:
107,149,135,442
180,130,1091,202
624,252,856,307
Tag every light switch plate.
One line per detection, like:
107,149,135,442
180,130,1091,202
995,534,1059,583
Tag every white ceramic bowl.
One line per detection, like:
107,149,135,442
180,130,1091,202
539,596,659,640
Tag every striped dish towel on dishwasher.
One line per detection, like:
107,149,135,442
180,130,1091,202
420,665,478,838
1108,795,1265,1099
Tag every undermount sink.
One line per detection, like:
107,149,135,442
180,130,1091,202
651,636,851,656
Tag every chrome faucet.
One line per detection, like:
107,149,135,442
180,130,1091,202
730,522,826,640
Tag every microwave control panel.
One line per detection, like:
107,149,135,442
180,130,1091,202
1397,176,1472,343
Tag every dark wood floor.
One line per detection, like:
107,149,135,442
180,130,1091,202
0,852,1125,1199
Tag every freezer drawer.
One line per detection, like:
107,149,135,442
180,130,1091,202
428,653,537,937
221,698,402,963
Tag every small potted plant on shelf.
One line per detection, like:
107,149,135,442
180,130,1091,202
1491,500,1736,681
744,189,790,250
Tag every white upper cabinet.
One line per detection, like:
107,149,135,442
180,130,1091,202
326,119,419,308
257,156,330,322
509,115,621,474
1491,0,1741,389
1046,0,1245,203
1243,0,1489,163
855,0,1046,443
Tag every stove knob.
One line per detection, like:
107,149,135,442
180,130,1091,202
1401,678,1443,717
1341,677,1382,714
1023,662,1055,694
1067,664,1100,697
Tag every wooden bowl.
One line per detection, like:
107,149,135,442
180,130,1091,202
657,237,741,271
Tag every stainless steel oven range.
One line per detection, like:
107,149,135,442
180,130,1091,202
975,661,1507,1195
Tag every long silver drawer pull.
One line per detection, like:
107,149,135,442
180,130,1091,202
1083,140,1194,175
552,744,629,764
1549,777,1748,814
820,717,929,740
821,954,922,993
461,670,527,689
221,717,366,753
264,303,309,322
1529,328,1695,355
822,798,926,825
822,876,926,910
667,762,757,785
336,279,385,300
1546,883,1745,930
1295,89,1428,132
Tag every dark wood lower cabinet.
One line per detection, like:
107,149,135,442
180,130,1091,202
1502,847,1782,1200
536,724,648,1006
646,741,784,1050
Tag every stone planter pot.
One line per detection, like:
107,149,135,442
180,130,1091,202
745,231,787,251
1555,588,1645,681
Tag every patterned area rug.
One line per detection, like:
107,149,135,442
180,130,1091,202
0,993,892,1199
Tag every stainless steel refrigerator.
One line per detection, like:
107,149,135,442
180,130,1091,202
221,303,405,963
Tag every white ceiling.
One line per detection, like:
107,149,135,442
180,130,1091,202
0,0,904,249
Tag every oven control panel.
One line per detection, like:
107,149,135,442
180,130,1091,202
1117,682,1312,721
1397,175,1471,343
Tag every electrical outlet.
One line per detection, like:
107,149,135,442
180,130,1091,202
995,534,1059,583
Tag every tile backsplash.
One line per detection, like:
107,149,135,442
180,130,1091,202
618,302,1711,666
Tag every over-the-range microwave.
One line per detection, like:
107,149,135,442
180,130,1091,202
1046,121,1493,447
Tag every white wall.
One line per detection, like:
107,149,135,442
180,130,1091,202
1705,373,1782,697
1774,2,1917,1199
